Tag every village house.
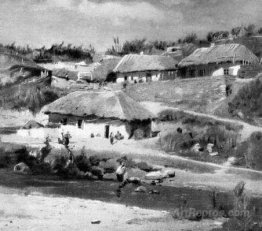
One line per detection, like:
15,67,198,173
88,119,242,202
43,90,155,140
41,58,121,87
112,54,178,83
178,43,259,78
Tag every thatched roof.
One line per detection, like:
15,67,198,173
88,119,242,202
113,54,178,73
78,59,121,82
43,90,155,121
92,57,121,81
179,43,259,67
52,68,78,81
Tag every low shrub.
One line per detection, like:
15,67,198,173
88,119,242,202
213,181,261,231
244,131,262,170
161,123,239,164
228,78,262,119
74,154,91,172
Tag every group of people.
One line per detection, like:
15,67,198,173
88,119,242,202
109,131,124,145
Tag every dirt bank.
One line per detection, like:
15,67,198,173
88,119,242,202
0,185,226,231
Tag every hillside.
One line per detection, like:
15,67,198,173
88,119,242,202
126,76,229,114
0,51,58,113
0,50,47,86
228,76,262,125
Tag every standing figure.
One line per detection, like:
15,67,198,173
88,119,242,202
115,160,129,197
110,132,114,145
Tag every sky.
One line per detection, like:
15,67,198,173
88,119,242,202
0,0,261,51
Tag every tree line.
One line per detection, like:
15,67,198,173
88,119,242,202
1,24,261,60
0,42,95,63
106,24,262,56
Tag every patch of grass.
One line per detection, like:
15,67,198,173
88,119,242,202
213,181,262,231
126,76,227,114
160,121,239,165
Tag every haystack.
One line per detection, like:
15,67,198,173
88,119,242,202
22,120,44,129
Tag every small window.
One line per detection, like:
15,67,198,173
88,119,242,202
224,68,229,75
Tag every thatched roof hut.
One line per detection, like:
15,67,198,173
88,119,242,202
179,43,259,67
113,54,178,73
43,90,155,121
22,120,44,129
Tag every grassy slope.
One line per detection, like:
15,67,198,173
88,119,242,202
126,76,227,114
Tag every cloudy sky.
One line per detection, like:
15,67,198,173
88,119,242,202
0,0,261,51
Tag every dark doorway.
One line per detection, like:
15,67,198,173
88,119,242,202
105,125,110,138
189,69,196,77
62,118,67,125
106,72,117,82
146,72,152,82
77,120,83,129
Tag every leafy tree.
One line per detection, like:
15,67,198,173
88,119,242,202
231,26,242,37
122,38,147,54
244,24,256,37
183,33,198,43
207,32,214,42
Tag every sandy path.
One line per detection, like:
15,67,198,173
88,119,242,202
141,101,262,141
0,187,224,231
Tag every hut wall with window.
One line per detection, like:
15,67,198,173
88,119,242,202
48,113,152,140
113,54,178,84
178,43,259,78
179,62,243,78
115,70,178,83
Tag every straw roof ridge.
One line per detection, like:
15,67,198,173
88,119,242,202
43,90,155,121
52,68,78,81
179,43,259,67
113,54,178,73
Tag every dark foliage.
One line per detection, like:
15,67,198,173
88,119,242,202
0,42,95,62
228,78,262,118
183,33,198,43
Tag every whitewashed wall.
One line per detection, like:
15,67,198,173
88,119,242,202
212,68,224,76
229,65,241,76
17,122,129,141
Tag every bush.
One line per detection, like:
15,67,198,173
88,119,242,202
161,132,195,152
0,148,11,168
161,123,239,165
214,181,261,231
244,132,262,170
229,78,262,118
74,154,91,172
